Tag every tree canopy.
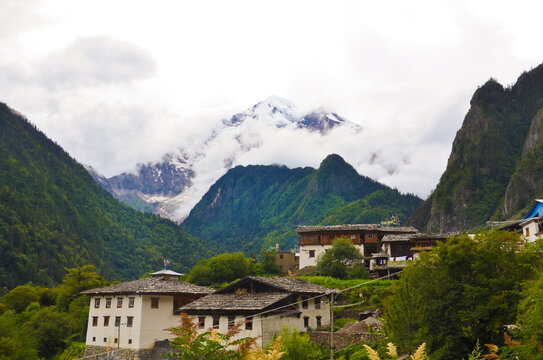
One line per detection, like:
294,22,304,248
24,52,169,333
384,231,540,360
316,238,368,279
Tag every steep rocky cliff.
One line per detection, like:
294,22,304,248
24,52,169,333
409,63,543,232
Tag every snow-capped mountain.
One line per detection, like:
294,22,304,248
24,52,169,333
88,96,361,222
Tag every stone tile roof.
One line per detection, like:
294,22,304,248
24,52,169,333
81,277,213,296
179,292,291,312
381,232,457,242
296,224,419,233
218,276,338,295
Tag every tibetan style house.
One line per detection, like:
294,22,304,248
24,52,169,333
81,269,212,358
179,276,337,346
296,224,418,269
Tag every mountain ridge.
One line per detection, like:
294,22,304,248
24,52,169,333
183,153,422,253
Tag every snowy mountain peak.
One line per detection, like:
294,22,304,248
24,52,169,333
224,95,298,128
88,96,362,222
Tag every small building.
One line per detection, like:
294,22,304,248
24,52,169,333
296,224,418,269
274,244,298,273
520,199,543,242
81,269,212,358
381,232,453,259
179,276,337,346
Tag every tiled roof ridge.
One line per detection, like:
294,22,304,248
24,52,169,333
296,224,419,232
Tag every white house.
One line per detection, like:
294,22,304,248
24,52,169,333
178,276,337,346
81,269,212,359
296,224,419,269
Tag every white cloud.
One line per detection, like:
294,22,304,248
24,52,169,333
1,0,543,202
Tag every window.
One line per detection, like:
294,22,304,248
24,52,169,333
351,234,356,240
304,317,309,328
106,298,112,308
92,316,98,327
198,317,205,329
127,316,133,328
315,297,321,309
103,337,107,343
104,316,110,327
114,338,118,344
151,297,159,309
368,234,373,239
279,254,284,259
317,235,321,244
213,316,220,329
94,298,100,308
302,296,308,309
316,316,322,328
128,339,132,345
309,250,315,258
117,298,123,308
115,316,120,327
228,316,235,329
129,297,135,308
245,317,253,330
92,337,96,342
526,228,530,237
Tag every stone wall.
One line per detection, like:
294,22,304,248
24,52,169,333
83,345,152,360
307,331,383,351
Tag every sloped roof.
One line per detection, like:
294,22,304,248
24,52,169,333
179,292,291,312
81,277,213,296
296,224,418,233
524,199,543,220
217,276,337,295
381,232,456,243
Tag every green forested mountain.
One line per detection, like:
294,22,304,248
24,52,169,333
408,62,543,232
0,103,210,292
183,154,422,253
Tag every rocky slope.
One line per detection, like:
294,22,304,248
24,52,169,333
408,63,543,232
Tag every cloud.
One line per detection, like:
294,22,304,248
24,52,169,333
37,36,157,89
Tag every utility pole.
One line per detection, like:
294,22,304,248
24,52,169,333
330,292,334,360
117,321,126,349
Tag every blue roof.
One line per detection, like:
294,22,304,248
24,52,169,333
524,199,543,220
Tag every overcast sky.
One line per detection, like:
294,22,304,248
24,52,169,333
2,0,543,199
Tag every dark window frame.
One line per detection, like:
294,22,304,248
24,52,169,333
127,316,134,328
227,315,235,329
151,297,159,309
302,296,308,309
212,316,220,329
245,316,253,330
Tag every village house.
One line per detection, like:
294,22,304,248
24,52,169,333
296,224,418,269
273,244,298,273
520,199,543,242
372,232,453,279
380,232,454,259
81,269,212,359
178,276,337,347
